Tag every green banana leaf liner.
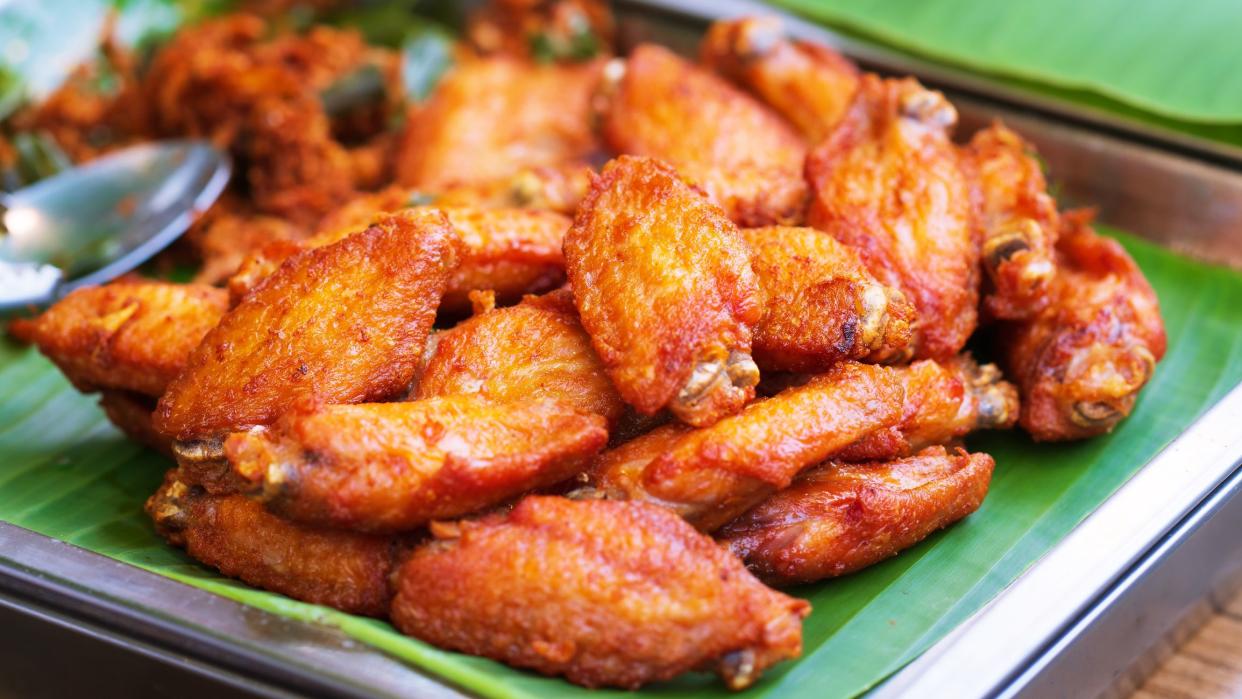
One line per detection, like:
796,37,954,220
772,0,1242,148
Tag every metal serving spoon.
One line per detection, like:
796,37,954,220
0,140,230,311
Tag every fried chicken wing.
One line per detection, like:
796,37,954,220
589,361,904,531
999,211,1166,441
437,206,570,313
807,75,980,360
742,226,914,372
142,16,394,224
466,0,613,61
718,446,993,585
98,391,172,457
964,124,1059,319
700,16,859,144
224,187,417,304
154,210,461,442
431,162,595,216
390,495,808,690
227,201,568,314
147,475,398,617
395,57,603,191
564,156,763,426
415,291,625,425
190,210,304,286
599,44,807,226
836,356,1018,462
15,281,227,397
226,396,608,532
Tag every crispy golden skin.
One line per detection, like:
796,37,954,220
227,201,568,314
837,356,1018,462
154,210,461,441
600,44,807,227
147,475,398,617
438,207,570,313
564,156,763,426
395,57,603,191
390,496,809,690
999,211,1166,441
964,124,1059,320
807,75,980,360
432,162,596,216
15,281,227,397
700,16,859,144
589,362,904,531
226,396,609,532
718,446,994,585
98,391,172,457
415,291,626,426
742,226,915,371
223,187,417,305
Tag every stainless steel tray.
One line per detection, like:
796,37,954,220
4,1,1242,697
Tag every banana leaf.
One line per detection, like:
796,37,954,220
3,229,1241,699
770,0,1242,125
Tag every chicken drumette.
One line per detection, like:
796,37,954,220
391,495,809,690
998,211,1165,440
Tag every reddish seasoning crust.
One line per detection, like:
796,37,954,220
718,446,994,585
590,361,905,532
835,356,1019,462
415,290,626,427
395,57,604,191
154,209,462,441
741,225,914,372
12,281,227,397
432,161,596,216
806,75,981,361
564,155,763,427
225,395,609,533
228,197,570,315
147,474,399,617
435,206,571,314
700,15,860,144
600,44,808,227
999,210,1166,441
390,496,809,690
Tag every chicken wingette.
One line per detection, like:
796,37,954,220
588,361,904,531
390,495,809,690
718,446,993,585
148,473,400,617
599,44,807,226
415,291,626,426
155,209,461,442
226,395,608,532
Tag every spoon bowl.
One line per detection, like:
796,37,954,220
1,140,230,310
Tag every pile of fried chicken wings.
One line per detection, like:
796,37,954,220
10,3,1166,690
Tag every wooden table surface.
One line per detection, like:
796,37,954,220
1131,587,1242,699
